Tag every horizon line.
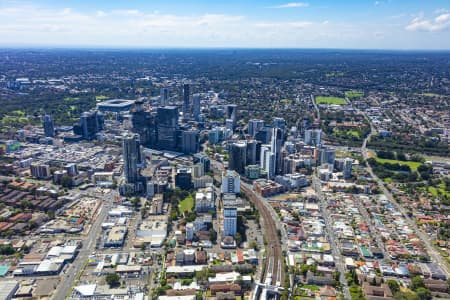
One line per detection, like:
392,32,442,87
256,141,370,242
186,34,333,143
1,45,450,53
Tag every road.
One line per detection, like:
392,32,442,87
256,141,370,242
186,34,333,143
312,176,351,300
359,108,450,276
354,196,388,259
311,94,320,121
53,189,116,300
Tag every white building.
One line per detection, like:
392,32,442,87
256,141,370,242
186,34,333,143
186,223,194,241
305,129,322,146
221,170,240,194
195,186,215,212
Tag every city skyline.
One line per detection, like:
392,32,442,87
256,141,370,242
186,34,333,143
1,0,450,49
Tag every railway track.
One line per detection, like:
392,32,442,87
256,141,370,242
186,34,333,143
241,184,284,286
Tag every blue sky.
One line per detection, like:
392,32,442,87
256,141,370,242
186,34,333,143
0,0,450,49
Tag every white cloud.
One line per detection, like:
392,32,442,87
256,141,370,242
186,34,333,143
1,3,450,49
406,13,450,32
269,2,309,9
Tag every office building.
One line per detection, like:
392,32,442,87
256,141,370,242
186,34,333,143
305,129,322,146
193,153,211,173
271,127,283,175
221,170,240,194
260,144,276,179
43,114,55,137
64,163,78,176
76,110,104,140
192,163,205,178
248,119,264,137
272,117,286,130
122,133,141,184
226,104,238,127
160,87,169,106
157,106,179,151
175,166,192,190
181,130,199,154
131,100,156,147
183,83,190,117
209,128,221,144
228,141,247,174
193,93,201,121
320,147,336,166
343,158,353,179
246,140,257,165
255,126,272,144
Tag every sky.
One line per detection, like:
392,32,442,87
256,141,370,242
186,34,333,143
0,0,450,49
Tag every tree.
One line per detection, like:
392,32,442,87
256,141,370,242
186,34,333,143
105,273,120,287
387,279,400,294
0,244,15,255
411,276,425,290
235,232,242,246
415,288,431,300
393,291,420,300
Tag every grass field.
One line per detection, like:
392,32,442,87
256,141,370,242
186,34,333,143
95,95,109,101
316,96,347,105
301,285,320,291
428,184,450,198
345,90,364,98
375,157,422,171
179,195,194,213
64,97,80,101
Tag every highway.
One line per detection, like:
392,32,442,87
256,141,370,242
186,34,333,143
53,189,116,300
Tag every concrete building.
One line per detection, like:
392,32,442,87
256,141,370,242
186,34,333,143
186,223,194,241
221,170,240,194
195,186,215,213
181,130,199,154
305,129,322,146
160,87,169,106
30,162,51,179
193,93,201,121
275,173,309,190
343,158,353,179
156,106,179,151
245,165,261,179
122,133,141,184
223,196,237,237
248,119,264,137
193,153,210,173
320,147,336,166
